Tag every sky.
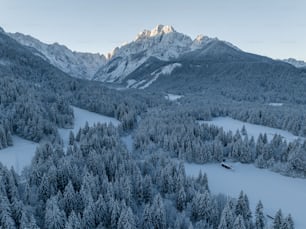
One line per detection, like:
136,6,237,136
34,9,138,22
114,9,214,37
0,0,306,60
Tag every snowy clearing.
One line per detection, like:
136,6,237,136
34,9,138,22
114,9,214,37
121,134,133,153
0,136,38,174
268,103,283,107
185,162,306,229
198,117,303,142
59,106,120,147
165,93,183,101
0,107,120,173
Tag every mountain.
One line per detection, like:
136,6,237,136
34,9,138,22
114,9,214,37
4,24,306,102
93,25,231,83
93,25,194,82
92,25,306,101
92,25,249,85
8,31,106,79
0,28,70,83
282,58,306,68
123,39,306,95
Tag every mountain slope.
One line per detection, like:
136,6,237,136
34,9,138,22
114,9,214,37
8,31,106,79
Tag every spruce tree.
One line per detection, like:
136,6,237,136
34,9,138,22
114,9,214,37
273,209,283,229
44,197,66,229
255,201,265,229
233,215,246,229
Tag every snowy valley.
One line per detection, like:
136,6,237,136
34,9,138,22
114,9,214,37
0,23,306,229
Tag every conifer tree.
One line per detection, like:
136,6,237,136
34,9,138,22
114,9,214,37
255,201,265,229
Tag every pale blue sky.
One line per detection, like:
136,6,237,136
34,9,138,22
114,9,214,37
0,0,305,60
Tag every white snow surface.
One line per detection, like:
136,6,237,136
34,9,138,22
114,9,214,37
185,162,306,229
268,103,283,107
165,93,183,101
160,63,182,74
126,79,137,88
0,136,38,174
59,107,120,147
199,117,302,142
138,75,160,90
130,80,147,89
121,135,133,153
0,59,11,66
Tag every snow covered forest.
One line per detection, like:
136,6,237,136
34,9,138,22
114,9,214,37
1,25,306,228
0,124,294,229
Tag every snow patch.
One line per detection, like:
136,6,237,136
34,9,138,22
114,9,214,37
131,80,147,89
198,117,302,142
59,106,120,147
138,75,159,89
0,59,11,66
185,162,306,229
0,136,38,174
161,63,182,74
165,94,183,101
121,135,133,153
268,103,283,107
126,79,137,88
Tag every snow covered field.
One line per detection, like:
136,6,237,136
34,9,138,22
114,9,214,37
0,136,38,173
199,117,303,142
0,107,120,173
185,162,306,229
58,106,120,147
165,93,183,101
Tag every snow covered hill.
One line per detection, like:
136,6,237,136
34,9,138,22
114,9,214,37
8,32,106,79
